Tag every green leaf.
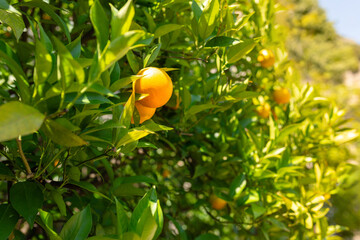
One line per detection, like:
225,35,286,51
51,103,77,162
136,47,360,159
195,234,220,240
191,0,202,21
10,181,44,228
69,180,111,201
34,39,52,86
113,176,157,189
0,162,15,181
37,210,62,240
110,0,134,40
222,91,260,102
116,129,153,147
41,119,87,147
53,37,85,85
138,209,157,240
110,75,142,92
205,36,239,47
227,39,258,63
0,40,30,102
229,174,247,200
136,120,173,132
143,43,161,67
0,204,19,240
122,232,141,240
251,203,266,219
67,33,83,58
115,198,129,237
0,102,44,142
0,7,25,41
19,0,70,42
60,205,92,240
276,123,303,143
234,12,254,30
126,50,140,74
198,0,219,40
184,103,219,120
130,188,156,231
99,30,145,72
51,190,67,216
90,0,109,50
154,24,183,38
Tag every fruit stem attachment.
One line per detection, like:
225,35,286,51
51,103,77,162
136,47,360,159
16,137,32,176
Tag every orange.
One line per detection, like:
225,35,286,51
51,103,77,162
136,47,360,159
210,195,227,210
131,102,156,124
135,67,173,108
162,169,171,178
257,49,275,68
273,88,291,104
256,103,271,118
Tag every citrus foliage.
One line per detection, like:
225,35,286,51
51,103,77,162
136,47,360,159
0,0,358,239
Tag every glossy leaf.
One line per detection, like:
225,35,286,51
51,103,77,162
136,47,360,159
0,102,44,142
41,119,87,147
60,205,92,240
90,0,109,50
99,30,145,72
198,0,219,40
205,36,239,47
110,0,134,39
227,39,258,63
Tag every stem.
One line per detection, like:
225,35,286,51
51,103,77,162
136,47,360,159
16,137,32,176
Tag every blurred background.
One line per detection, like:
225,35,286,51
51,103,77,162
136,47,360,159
279,0,360,238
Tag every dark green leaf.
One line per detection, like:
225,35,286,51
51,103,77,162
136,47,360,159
144,43,161,67
229,174,247,199
10,181,44,228
115,198,129,237
206,36,239,47
0,204,19,240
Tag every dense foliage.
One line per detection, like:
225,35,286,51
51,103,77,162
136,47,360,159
0,0,358,239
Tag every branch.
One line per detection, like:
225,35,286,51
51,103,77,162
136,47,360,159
16,137,33,177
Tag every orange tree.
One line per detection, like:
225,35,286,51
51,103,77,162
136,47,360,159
0,0,357,239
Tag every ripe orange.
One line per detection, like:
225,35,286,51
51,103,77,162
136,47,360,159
135,67,173,108
256,103,271,118
210,195,227,210
273,88,291,104
131,102,156,124
257,49,275,68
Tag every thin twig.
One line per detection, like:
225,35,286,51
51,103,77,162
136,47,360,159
16,137,32,176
